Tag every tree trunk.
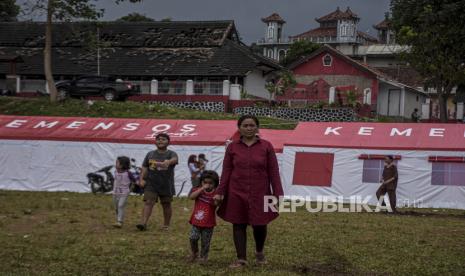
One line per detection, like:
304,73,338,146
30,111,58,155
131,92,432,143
438,87,448,123
44,0,57,102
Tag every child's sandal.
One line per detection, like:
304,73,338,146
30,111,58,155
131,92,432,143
229,259,247,268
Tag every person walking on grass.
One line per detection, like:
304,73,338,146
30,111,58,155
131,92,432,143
187,170,220,264
112,156,136,228
137,133,178,231
376,155,398,213
214,115,283,268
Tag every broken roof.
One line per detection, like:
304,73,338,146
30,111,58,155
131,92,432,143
0,21,282,77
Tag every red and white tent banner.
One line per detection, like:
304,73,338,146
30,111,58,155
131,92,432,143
2,116,465,210
0,115,237,145
0,115,239,193
283,122,465,210
286,122,465,151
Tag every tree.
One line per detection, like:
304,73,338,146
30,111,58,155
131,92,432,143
22,0,141,103
280,40,320,66
265,71,297,106
160,17,172,22
391,0,465,122
0,0,20,22
117,12,154,22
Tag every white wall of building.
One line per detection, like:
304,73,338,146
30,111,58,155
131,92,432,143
243,69,270,100
403,89,427,119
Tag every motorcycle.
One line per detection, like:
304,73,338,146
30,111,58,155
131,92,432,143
129,158,144,195
87,165,114,194
86,158,143,195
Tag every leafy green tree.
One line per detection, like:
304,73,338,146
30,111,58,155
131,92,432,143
0,0,20,21
281,40,320,66
265,71,297,106
117,12,154,22
391,0,465,122
22,0,141,103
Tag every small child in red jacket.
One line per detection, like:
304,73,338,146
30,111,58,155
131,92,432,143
187,170,219,263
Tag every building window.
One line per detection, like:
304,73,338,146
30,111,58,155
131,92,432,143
209,81,222,94
278,49,286,62
159,79,171,94
174,80,185,94
268,49,273,59
360,155,400,183
363,88,372,105
268,26,274,39
194,80,206,94
194,80,222,94
292,152,334,186
429,157,465,186
322,54,332,67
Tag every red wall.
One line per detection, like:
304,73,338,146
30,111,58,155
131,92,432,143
290,51,378,109
293,52,375,79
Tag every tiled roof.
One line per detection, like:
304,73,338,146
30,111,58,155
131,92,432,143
316,7,359,23
374,19,390,30
288,44,424,92
375,66,425,88
291,27,337,39
0,21,236,48
0,21,282,76
290,28,377,43
0,41,280,76
356,31,378,42
261,13,286,24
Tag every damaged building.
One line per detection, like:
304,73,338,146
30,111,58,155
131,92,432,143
0,20,282,100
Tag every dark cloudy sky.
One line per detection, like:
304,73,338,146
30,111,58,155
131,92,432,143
17,0,391,44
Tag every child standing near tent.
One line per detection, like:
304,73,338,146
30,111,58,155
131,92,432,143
112,156,136,228
187,170,219,263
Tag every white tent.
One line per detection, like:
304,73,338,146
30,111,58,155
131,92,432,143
282,122,465,209
0,115,237,194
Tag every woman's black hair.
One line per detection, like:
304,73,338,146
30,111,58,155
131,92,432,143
237,114,259,128
187,154,197,164
117,156,130,170
200,170,220,188
155,133,170,141
386,155,394,161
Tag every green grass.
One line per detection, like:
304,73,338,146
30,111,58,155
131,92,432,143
1,190,465,275
0,97,297,130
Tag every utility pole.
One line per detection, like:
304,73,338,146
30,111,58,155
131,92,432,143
97,27,100,76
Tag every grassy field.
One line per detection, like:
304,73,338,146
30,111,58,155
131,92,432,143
0,97,297,130
1,190,465,275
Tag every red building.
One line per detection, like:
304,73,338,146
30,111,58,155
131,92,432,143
282,45,427,118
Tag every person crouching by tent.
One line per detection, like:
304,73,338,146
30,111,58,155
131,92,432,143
376,155,398,213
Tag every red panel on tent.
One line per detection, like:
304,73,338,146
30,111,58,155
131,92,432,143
258,129,293,153
0,115,237,146
287,122,465,151
292,152,334,186
428,156,465,163
358,154,402,160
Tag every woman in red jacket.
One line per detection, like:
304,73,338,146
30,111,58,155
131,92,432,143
214,115,283,268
